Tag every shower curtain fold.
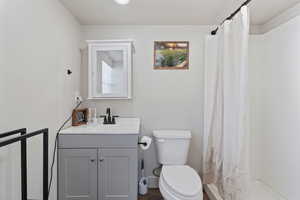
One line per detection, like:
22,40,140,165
203,6,250,200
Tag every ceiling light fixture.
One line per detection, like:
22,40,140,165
114,0,130,5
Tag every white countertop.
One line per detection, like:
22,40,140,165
60,118,140,134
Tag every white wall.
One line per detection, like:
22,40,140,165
0,0,81,199
81,25,211,181
249,35,265,181
249,16,300,200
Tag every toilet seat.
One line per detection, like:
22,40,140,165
159,165,203,200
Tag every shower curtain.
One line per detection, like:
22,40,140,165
203,6,250,200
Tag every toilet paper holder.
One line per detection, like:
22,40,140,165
138,136,152,150
138,142,147,146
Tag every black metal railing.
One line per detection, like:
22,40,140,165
0,128,49,200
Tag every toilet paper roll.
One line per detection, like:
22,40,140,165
139,136,152,150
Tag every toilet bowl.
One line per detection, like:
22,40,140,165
159,165,203,200
153,130,203,200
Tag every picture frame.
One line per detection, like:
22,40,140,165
154,41,189,70
72,108,89,126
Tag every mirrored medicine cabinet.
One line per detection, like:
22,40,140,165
87,40,133,99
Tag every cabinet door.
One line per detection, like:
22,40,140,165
99,149,137,200
58,149,98,200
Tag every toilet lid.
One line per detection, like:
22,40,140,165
161,165,202,197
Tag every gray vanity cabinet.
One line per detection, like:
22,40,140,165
58,134,138,200
58,149,98,200
100,149,137,200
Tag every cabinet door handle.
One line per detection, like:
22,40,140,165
99,158,104,162
90,159,95,162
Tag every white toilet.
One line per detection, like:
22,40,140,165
153,130,203,200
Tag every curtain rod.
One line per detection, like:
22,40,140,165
211,0,252,35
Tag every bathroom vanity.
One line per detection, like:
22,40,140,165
58,118,140,200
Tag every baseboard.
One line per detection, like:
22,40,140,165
147,176,159,188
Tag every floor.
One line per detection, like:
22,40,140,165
248,181,287,200
205,181,288,200
138,188,209,200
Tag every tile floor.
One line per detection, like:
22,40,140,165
138,188,209,200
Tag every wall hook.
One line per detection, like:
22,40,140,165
67,69,72,75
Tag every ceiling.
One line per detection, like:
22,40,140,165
60,0,300,25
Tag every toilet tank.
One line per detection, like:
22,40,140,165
153,130,191,165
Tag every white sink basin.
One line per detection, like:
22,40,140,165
60,118,140,134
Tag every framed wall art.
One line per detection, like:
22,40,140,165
154,41,189,70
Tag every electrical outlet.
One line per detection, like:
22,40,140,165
74,91,82,104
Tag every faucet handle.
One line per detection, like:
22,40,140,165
100,115,108,124
112,115,119,124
